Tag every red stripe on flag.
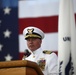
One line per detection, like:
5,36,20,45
19,16,58,34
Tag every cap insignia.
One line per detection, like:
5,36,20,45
27,28,34,34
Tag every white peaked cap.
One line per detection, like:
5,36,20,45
23,26,45,40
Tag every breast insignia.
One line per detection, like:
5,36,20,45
43,50,52,54
37,59,46,71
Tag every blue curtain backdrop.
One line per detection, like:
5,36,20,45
0,0,19,61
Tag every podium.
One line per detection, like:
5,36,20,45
0,60,44,75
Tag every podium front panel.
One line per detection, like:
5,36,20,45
0,67,38,75
0,60,43,75
0,67,26,75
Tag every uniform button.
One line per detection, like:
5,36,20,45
33,56,35,58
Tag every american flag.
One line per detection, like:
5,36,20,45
0,0,76,61
0,0,19,61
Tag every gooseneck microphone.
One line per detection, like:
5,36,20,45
24,49,31,57
22,49,31,60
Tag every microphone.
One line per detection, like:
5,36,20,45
22,49,31,60
24,49,31,57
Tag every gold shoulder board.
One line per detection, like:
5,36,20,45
43,50,52,54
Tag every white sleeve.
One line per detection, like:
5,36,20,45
47,53,58,75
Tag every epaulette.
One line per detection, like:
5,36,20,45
43,50,52,54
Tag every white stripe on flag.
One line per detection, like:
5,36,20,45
19,0,59,18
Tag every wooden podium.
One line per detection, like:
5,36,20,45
0,60,44,75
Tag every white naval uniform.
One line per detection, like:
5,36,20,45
23,47,58,75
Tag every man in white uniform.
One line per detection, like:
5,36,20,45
22,26,58,75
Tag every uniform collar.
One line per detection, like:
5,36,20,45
33,47,42,55
28,47,42,56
